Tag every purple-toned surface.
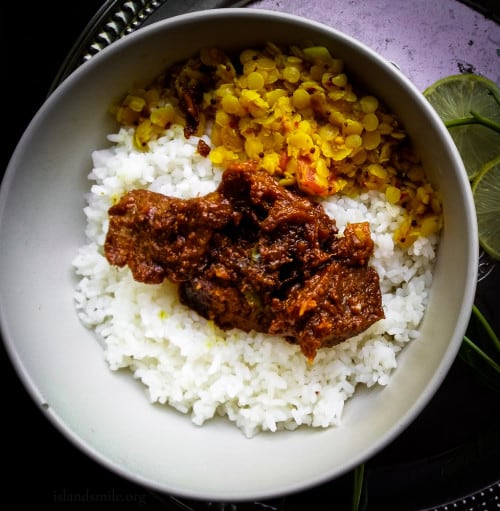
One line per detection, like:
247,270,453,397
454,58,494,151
247,0,500,90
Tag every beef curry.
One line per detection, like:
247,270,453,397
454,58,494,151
104,162,384,361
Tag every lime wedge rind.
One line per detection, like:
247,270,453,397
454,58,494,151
449,125,500,181
423,74,500,181
423,74,500,122
472,156,500,260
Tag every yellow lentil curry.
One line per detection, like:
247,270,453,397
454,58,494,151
111,42,442,248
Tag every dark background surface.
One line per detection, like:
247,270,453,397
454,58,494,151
1,1,500,509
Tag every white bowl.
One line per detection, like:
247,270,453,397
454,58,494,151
0,8,478,501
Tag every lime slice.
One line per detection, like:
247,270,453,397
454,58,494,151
423,74,500,181
472,156,500,260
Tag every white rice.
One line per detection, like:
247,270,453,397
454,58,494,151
73,124,439,438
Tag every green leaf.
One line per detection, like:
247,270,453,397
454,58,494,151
351,463,367,511
459,305,500,393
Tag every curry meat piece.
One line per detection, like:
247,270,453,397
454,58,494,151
104,163,384,361
104,189,233,284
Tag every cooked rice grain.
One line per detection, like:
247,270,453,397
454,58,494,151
73,124,438,438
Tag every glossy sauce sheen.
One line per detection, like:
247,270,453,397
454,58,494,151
105,163,384,360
